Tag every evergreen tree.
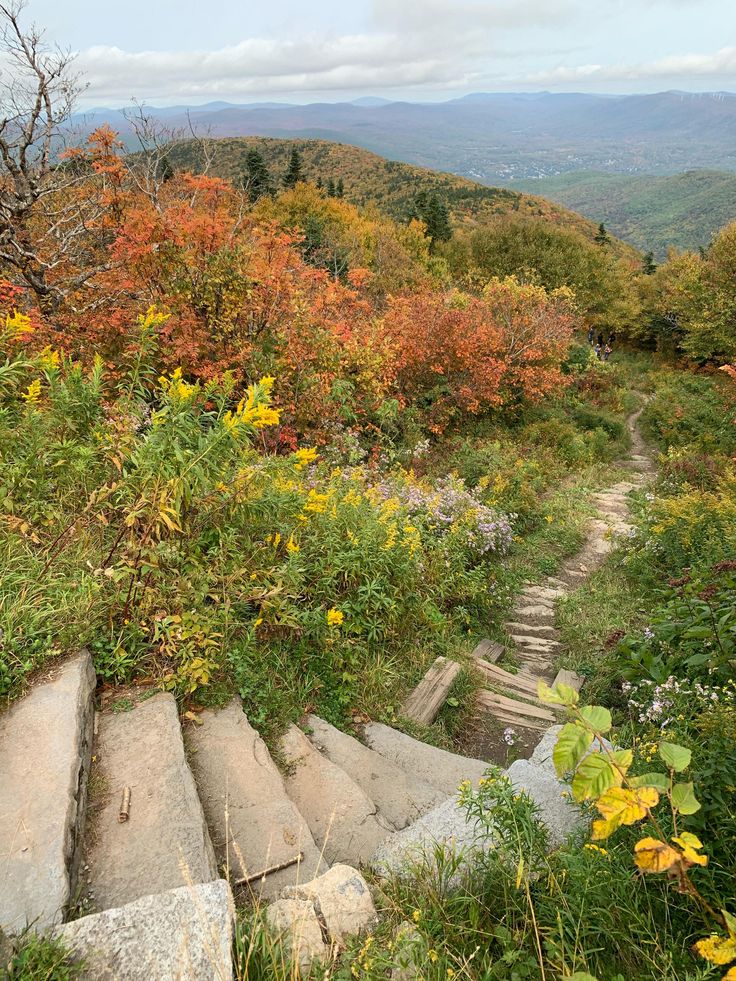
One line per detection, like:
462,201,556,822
409,191,452,252
243,149,274,203
594,222,611,246
315,176,323,191
157,154,174,183
282,147,303,189
326,178,336,198
642,251,657,275
336,177,345,199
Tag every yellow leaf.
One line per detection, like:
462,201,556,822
695,934,736,966
634,837,681,873
671,834,708,867
595,786,659,835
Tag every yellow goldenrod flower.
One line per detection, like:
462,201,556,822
326,608,344,627
286,536,300,554
38,346,60,369
5,310,33,338
293,447,318,470
21,378,41,404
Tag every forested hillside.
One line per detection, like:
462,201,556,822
512,168,736,258
168,136,637,258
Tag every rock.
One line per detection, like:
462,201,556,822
505,759,585,847
282,864,377,944
521,585,566,601
363,722,488,796
0,652,95,933
266,898,329,972
551,668,585,692
280,725,391,866
85,692,217,912
187,699,324,899
55,880,234,980
530,724,612,779
390,921,424,979
305,716,444,830
514,604,556,620
504,622,559,637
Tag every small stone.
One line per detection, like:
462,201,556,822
54,879,234,980
266,898,330,973
282,864,377,944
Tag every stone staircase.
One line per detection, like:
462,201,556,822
0,413,653,978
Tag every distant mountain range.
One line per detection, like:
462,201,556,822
78,90,736,182
511,169,736,258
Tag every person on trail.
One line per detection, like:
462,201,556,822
594,342,603,360
603,343,612,362
597,331,604,347
608,331,617,346
588,326,595,345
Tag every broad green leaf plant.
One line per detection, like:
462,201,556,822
540,679,736,980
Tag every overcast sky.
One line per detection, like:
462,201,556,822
22,0,736,105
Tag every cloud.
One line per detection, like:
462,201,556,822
518,46,736,84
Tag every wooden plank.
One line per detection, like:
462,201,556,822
471,639,504,663
476,701,547,731
401,657,461,726
476,690,556,723
475,659,540,698
552,668,585,692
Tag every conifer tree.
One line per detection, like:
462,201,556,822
595,222,611,246
326,178,336,198
642,251,657,275
336,177,345,199
244,149,274,202
283,147,303,189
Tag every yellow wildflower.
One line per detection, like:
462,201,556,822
286,536,300,554
5,310,33,338
254,617,263,627
293,447,318,470
21,378,41,404
304,490,330,514
38,346,60,369
412,909,421,923
326,608,344,628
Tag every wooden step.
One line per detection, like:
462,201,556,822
471,638,504,663
475,659,540,699
0,652,95,933
477,690,556,724
401,656,460,725
85,692,218,912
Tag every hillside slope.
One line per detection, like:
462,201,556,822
511,169,736,258
169,137,637,256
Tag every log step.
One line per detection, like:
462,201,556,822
471,639,505,663
477,690,556,724
475,659,540,700
401,656,460,725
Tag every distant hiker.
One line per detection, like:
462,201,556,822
594,343,603,360
608,331,617,346
603,344,613,362
597,331,604,347
587,326,595,345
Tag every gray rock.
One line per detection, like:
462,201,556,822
266,898,329,972
280,725,391,866
187,700,324,899
530,725,613,779
282,864,377,944
305,716,444,831
0,652,95,933
85,692,217,912
363,722,488,796
55,879,234,980
505,759,585,847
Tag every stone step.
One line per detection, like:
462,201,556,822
471,638,504,662
372,758,582,876
363,721,488,796
474,659,541,700
552,668,585,692
513,603,556,621
504,622,559,638
279,724,391,866
476,690,556,725
0,652,96,934
305,716,444,831
510,634,561,649
84,692,218,912
522,584,566,601
54,880,234,981
401,656,460,725
187,699,324,900
519,593,555,609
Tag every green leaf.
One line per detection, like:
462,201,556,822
553,722,594,777
538,680,579,707
566,973,600,980
659,742,692,772
630,772,670,792
571,753,618,802
579,705,612,734
671,781,701,815
609,749,633,775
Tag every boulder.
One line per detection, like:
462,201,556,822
265,898,329,972
282,864,377,944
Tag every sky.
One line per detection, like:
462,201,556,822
21,0,736,106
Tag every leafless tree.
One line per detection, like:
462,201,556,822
0,1,112,310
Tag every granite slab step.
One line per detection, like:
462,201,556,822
85,692,217,912
305,716,444,831
280,724,391,866
187,699,324,900
363,721,488,796
0,652,96,934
